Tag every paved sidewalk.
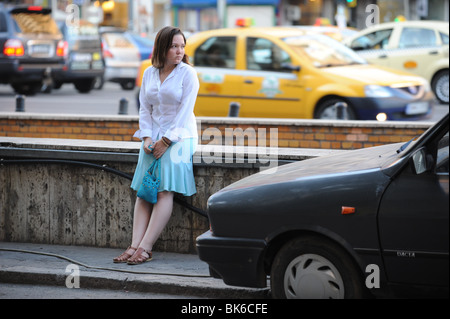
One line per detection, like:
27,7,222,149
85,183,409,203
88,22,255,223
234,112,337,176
0,242,269,299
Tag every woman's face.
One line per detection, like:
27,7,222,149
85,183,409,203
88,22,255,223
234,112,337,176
166,34,185,66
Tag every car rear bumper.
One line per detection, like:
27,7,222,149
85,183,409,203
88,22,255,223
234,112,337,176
196,230,267,288
348,91,435,121
52,67,104,82
0,59,64,84
104,66,138,81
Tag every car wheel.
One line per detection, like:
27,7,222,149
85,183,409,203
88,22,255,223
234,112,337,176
11,82,42,96
53,81,63,90
314,98,357,120
74,79,95,93
270,236,366,299
93,76,104,90
432,70,449,104
120,80,135,90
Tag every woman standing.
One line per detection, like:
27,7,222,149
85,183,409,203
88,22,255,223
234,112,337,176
113,26,199,265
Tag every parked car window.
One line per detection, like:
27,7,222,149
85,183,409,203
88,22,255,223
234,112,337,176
284,34,365,68
350,29,393,50
0,13,7,32
399,27,437,48
12,12,60,35
194,36,236,68
246,37,291,72
65,22,100,49
102,32,134,48
440,32,449,45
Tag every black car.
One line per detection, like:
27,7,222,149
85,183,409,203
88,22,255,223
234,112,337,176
0,5,66,95
52,20,104,93
197,114,449,299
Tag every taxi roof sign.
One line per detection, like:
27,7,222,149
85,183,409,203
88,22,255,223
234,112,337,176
236,17,254,27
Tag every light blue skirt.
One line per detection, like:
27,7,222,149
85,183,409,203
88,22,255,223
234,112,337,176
131,138,197,197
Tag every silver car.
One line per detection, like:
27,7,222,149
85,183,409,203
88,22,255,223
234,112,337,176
100,28,140,90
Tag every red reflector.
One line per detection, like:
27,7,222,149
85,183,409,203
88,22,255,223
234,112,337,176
28,6,43,11
341,206,356,215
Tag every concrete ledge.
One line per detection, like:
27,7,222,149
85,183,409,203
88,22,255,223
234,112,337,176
0,136,345,164
0,112,434,129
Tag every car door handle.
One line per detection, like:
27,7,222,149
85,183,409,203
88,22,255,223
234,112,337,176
378,54,388,59
429,50,439,55
244,79,253,84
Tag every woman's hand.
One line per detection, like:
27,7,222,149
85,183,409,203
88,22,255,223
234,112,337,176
143,137,153,155
152,139,169,159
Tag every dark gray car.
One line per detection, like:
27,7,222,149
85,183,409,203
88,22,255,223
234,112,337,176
0,5,65,95
52,20,104,93
197,114,449,299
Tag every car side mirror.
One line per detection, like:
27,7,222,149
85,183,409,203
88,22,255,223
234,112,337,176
411,148,432,175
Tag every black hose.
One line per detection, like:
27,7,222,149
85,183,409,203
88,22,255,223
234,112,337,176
1,158,208,218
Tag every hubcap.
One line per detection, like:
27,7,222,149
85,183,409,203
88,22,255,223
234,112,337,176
436,73,449,103
283,254,344,299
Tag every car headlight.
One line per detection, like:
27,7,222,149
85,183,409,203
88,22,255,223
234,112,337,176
364,85,393,98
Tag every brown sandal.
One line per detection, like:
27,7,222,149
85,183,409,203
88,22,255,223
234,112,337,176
113,246,137,263
127,247,152,265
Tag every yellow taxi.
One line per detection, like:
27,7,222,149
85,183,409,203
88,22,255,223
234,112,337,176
137,27,435,121
344,21,449,104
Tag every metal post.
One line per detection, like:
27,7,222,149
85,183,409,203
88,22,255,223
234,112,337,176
335,102,348,120
118,98,128,115
228,102,240,117
15,95,25,112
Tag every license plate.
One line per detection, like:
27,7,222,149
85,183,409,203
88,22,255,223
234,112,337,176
70,61,90,70
72,53,92,62
405,102,429,115
30,44,50,55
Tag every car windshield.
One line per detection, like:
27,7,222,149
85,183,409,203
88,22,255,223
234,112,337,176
12,12,60,35
282,34,366,68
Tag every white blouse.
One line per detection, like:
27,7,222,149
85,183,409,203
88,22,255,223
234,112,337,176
134,62,199,143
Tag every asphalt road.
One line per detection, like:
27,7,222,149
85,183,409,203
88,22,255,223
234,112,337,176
0,82,447,121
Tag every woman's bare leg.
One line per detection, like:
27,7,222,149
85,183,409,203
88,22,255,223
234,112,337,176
138,191,174,252
131,197,153,248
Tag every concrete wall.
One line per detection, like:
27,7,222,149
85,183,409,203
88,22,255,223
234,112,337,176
0,137,341,254
0,113,432,150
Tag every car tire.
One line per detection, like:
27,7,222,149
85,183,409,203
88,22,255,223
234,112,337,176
270,236,366,299
93,76,104,90
432,70,449,105
120,80,135,90
11,82,42,96
314,98,357,120
74,79,95,93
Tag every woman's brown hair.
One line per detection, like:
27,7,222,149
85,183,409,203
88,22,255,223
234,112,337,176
151,26,189,68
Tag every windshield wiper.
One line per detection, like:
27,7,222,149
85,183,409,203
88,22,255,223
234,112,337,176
397,136,417,153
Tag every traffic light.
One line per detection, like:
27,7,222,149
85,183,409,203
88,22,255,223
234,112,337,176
346,0,357,8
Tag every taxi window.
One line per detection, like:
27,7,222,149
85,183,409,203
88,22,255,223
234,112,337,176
399,27,437,48
439,32,449,45
350,29,393,50
194,37,236,68
246,37,291,72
